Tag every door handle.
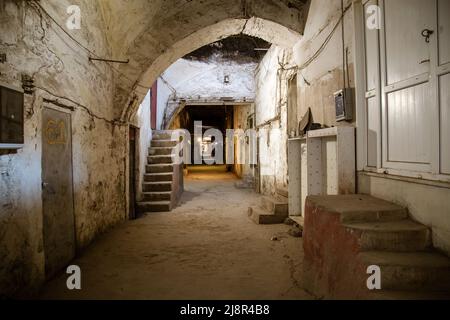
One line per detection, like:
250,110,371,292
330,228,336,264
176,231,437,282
419,59,430,64
421,29,434,43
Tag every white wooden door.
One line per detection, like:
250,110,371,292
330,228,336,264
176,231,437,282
360,0,450,181
381,0,436,173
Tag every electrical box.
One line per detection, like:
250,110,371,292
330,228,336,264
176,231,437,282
334,88,354,122
0,82,24,149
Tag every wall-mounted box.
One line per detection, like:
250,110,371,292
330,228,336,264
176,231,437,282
288,126,355,217
335,88,354,122
0,82,24,149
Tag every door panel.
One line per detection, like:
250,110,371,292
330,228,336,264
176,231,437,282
367,97,378,167
364,0,379,91
384,0,434,85
438,0,450,66
387,83,431,164
42,107,75,279
440,73,450,174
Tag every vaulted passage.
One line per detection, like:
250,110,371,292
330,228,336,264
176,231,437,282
1,0,450,301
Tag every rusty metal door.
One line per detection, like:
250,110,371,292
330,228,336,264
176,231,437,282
42,107,75,279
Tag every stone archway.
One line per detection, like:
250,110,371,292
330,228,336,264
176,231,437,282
118,17,306,121
97,0,311,121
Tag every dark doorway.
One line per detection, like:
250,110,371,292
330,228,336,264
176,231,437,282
182,105,233,166
129,126,138,220
41,107,75,279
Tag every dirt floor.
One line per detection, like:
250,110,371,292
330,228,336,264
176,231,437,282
39,166,314,300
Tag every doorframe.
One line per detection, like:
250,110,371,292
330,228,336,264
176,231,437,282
128,125,139,220
41,103,77,274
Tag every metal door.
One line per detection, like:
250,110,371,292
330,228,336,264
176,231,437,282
42,107,75,279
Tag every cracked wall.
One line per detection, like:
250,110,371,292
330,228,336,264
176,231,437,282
255,46,292,196
0,0,128,297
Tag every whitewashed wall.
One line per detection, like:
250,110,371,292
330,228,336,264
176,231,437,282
255,46,291,195
156,56,258,129
132,91,152,201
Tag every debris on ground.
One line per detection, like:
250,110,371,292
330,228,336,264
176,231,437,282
288,226,303,238
284,217,296,226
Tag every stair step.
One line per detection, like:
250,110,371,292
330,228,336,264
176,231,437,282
143,182,172,192
153,132,173,140
360,251,450,292
345,220,432,252
142,191,171,202
146,164,173,173
149,147,173,156
151,140,178,148
308,195,408,223
248,206,286,225
137,201,171,213
261,196,288,216
148,155,174,164
144,173,173,182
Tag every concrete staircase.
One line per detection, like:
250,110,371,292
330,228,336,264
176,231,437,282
303,195,450,299
137,131,183,213
248,195,289,224
342,203,450,297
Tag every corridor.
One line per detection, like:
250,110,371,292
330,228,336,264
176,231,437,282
2,0,450,302
39,168,313,300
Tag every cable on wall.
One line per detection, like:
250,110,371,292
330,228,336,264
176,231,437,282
297,2,352,72
27,0,150,93
35,86,126,126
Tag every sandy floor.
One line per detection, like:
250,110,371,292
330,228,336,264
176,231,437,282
39,166,314,300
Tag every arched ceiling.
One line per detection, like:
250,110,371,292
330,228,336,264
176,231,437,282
98,0,311,120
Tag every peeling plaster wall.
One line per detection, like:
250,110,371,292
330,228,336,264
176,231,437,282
255,46,291,196
131,91,152,202
158,56,258,130
0,0,128,296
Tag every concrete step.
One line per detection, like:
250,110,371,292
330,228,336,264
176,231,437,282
143,182,172,192
151,140,178,148
308,195,408,223
144,173,173,182
248,206,286,225
149,147,173,156
261,196,288,216
142,191,171,202
360,251,450,292
148,155,173,164
345,220,432,252
137,201,171,213
146,164,173,174
152,132,173,140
